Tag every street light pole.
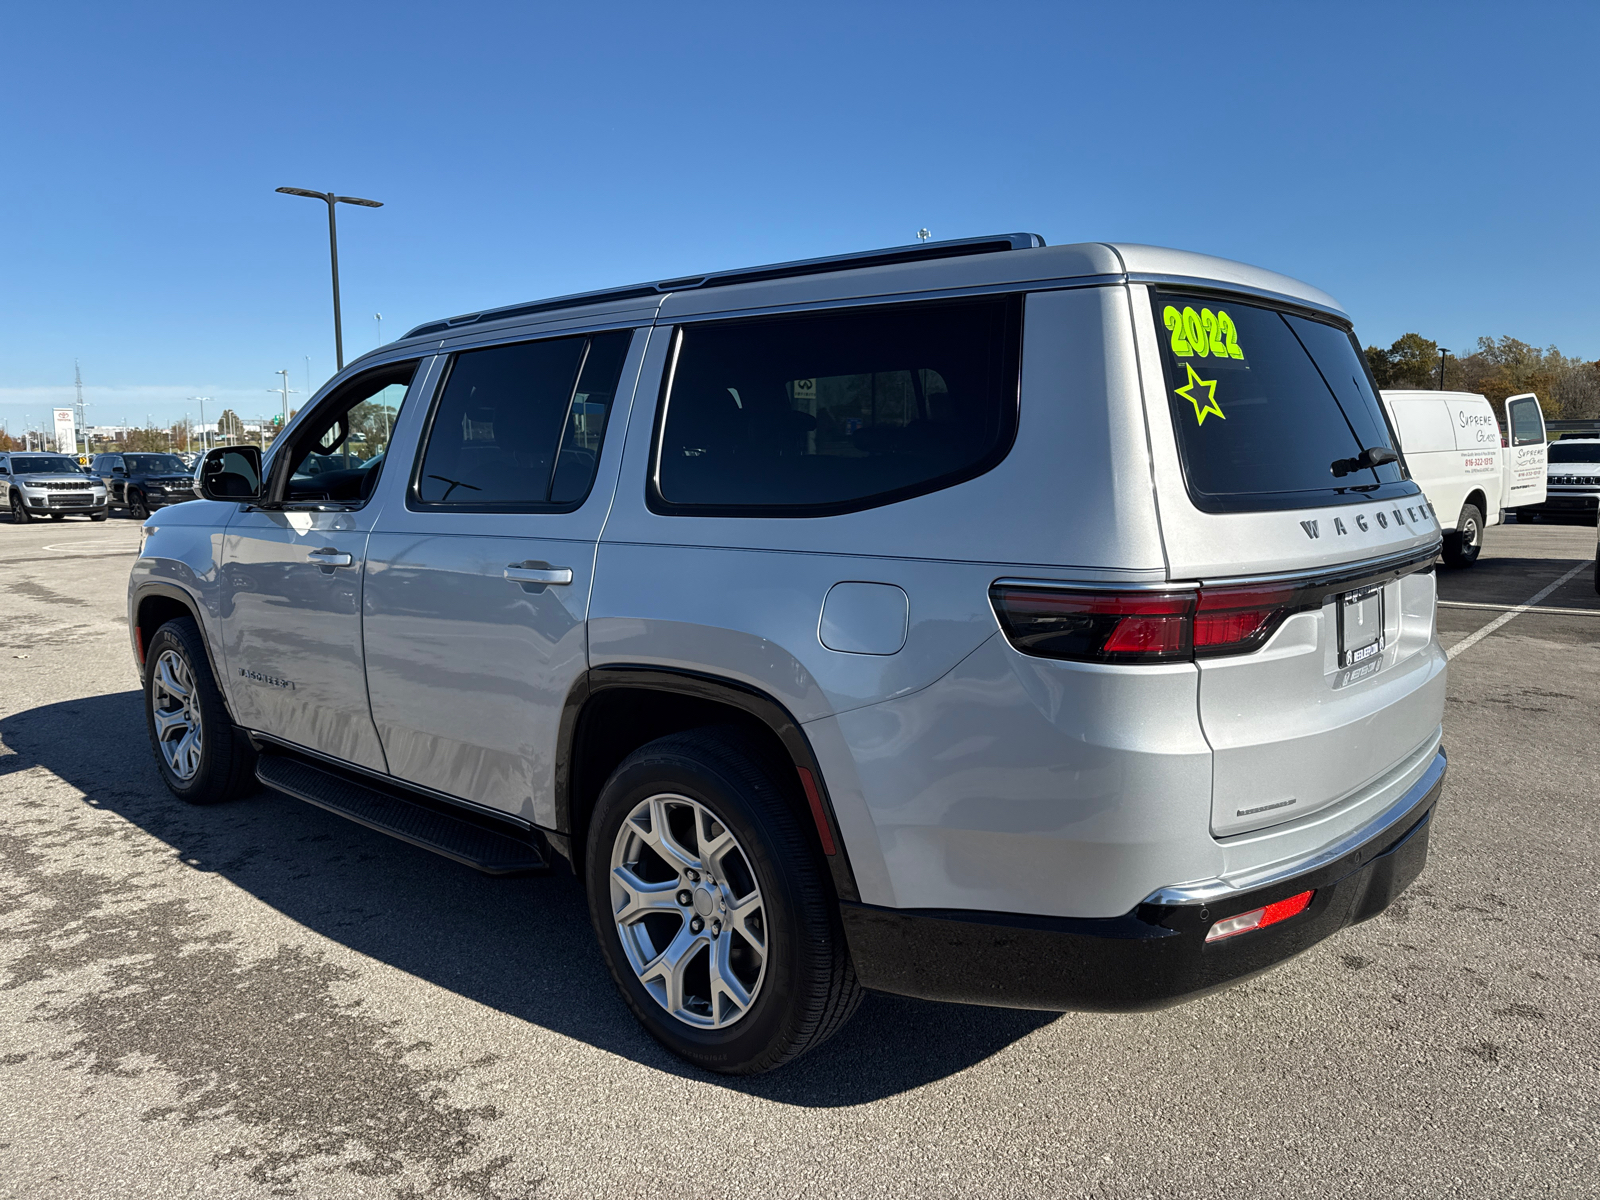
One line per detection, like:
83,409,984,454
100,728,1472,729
1438,347,1449,390
188,397,211,453
275,187,384,372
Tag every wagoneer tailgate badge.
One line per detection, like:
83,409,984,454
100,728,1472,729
1299,503,1435,540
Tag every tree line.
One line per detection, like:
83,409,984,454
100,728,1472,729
1366,333,1600,421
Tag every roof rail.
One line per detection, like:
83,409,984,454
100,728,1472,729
403,232,1046,339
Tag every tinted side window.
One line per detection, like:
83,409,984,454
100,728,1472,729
1508,397,1544,446
1152,291,1411,513
653,296,1021,514
414,330,633,511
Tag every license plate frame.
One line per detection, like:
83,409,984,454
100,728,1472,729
1337,584,1385,668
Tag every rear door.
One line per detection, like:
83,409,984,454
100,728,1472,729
361,326,645,827
1382,394,1462,525
1134,287,1446,837
1503,393,1549,508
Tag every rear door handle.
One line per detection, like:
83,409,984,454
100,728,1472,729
504,563,573,586
309,547,354,568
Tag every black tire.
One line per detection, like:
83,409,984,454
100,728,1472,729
49,513,64,521
143,617,256,804
127,489,149,520
1442,502,1484,567
585,729,862,1075
90,512,108,522
10,491,32,524
1593,555,1599,597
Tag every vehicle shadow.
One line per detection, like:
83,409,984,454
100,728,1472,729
0,690,1057,1106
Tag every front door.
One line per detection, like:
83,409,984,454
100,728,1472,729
1503,393,1549,509
362,326,643,827
217,361,422,771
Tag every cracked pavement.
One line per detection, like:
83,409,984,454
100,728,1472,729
0,514,1596,1198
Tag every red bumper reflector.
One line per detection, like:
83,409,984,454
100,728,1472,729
134,625,145,665
797,767,836,856
1205,889,1314,943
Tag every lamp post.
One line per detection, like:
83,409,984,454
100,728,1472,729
188,397,211,453
1438,347,1449,390
269,370,299,446
275,187,384,373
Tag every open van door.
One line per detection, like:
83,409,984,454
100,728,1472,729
1503,393,1549,511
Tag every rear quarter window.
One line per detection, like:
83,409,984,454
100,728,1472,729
1151,291,1409,513
651,296,1021,515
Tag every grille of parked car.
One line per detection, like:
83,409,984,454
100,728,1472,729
49,494,93,506
38,480,97,490
1550,475,1600,486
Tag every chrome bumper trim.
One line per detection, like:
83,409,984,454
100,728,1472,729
1142,747,1447,906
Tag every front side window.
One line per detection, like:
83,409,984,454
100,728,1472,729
281,362,419,505
1151,291,1408,513
652,296,1021,514
412,329,632,511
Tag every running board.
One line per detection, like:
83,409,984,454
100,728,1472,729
255,752,549,875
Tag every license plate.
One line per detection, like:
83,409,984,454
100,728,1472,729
1338,585,1384,668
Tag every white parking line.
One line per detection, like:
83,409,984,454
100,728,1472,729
1438,599,1600,618
1446,560,1595,659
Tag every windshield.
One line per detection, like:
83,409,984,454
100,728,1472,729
1150,291,1407,513
10,455,80,474
1549,442,1600,463
124,454,188,474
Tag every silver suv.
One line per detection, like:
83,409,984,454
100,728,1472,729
2,451,109,522
129,236,1448,1074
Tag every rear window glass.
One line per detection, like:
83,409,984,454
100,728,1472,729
653,297,1020,514
1550,441,1600,463
1507,397,1545,446
1151,292,1407,512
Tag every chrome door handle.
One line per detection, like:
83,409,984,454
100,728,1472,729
309,547,354,568
504,564,573,585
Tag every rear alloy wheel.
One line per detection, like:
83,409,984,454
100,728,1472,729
10,492,32,524
143,617,256,803
127,489,149,520
1442,502,1484,567
585,730,862,1074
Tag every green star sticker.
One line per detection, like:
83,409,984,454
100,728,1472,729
1174,362,1224,426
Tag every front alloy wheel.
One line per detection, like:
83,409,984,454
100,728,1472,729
127,489,149,519
610,793,767,1029
150,649,204,780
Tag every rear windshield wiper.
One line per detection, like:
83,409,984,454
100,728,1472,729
1331,446,1398,479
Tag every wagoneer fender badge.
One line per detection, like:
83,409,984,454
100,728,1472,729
239,668,295,690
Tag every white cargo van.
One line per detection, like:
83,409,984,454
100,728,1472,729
1380,390,1547,565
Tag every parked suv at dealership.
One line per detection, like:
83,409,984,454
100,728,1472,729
1518,437,1600,523
91,451,197,518
129,236,1448,1074
2,451,109,521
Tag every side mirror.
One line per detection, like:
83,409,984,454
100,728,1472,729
111,465,126,476
198,445,263,502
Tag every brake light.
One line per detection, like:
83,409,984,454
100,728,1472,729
989,586,1196,663
991,581,1309,663
1194,583,1301,656
1205,890,1314,942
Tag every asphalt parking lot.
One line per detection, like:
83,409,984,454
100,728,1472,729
1,512,1595,1199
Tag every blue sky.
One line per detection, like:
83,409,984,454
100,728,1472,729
3,1,1598,433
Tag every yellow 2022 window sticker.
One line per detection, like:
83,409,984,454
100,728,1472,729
1163,305,1245,361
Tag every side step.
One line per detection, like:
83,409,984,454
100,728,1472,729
256,752,549,875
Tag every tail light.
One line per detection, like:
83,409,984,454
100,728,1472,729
991,582,1313,663
989,586,1196,663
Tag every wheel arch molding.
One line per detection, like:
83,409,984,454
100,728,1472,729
131,583,225,689
557,665,860,903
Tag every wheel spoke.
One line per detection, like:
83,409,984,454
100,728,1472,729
151,705,189,738
708,934,753,1018
727,890,765,953
155,656,190,701
612,865,685,925
638,797,700,872
639,922,704,1014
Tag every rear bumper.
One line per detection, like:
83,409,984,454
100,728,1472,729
1517,493,1597,515
840,749,1444,1012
